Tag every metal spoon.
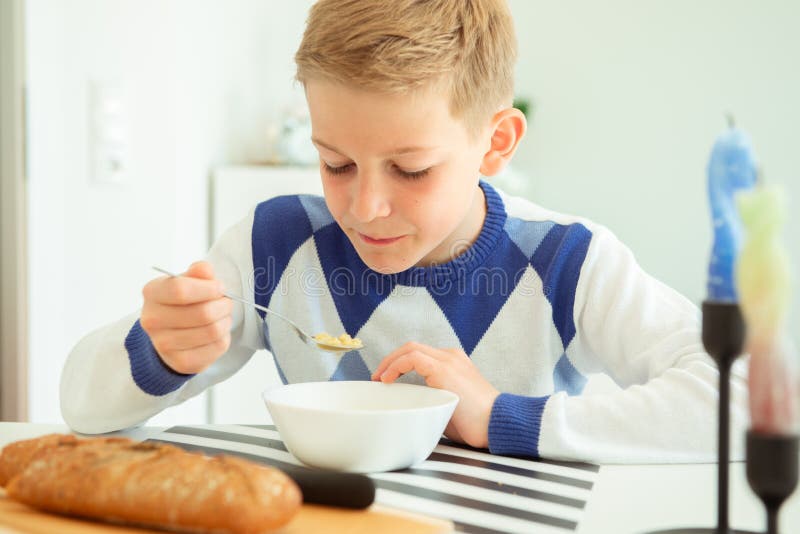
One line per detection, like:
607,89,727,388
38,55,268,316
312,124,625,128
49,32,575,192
151,266,362,353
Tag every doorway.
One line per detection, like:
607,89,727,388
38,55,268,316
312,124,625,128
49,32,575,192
0,0,29,422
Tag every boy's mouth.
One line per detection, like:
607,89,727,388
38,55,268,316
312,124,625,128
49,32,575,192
358,233,405,246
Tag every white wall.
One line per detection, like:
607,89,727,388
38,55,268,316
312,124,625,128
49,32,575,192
507,0,800,333
26,0,312,423
25,1,799,423
26,0,182,424
170,0,312,265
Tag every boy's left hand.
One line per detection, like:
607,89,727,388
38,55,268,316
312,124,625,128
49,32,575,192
371,342,500,449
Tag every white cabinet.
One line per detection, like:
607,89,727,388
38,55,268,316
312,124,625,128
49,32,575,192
209,165,322,424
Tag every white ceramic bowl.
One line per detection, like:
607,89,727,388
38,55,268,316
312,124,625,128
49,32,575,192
262,381,459,473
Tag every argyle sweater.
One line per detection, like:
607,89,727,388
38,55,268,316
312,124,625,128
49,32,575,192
61,182,749,463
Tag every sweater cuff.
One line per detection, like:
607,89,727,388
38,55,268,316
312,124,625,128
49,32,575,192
488,393,550,458
125,319,194,395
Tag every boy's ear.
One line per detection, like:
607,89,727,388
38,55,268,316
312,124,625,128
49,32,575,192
479,107,527,176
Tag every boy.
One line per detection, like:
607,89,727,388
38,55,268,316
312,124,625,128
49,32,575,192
61,0,748,463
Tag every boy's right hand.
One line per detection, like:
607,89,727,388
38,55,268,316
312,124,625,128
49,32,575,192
140,261,234,375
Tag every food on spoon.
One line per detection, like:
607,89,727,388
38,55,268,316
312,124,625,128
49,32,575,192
0,433,301,534
313,332,363,349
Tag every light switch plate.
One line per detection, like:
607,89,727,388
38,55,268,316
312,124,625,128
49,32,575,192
89,80,127,185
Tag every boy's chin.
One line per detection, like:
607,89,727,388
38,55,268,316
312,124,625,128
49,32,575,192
362,260,411,275
358,253,419,275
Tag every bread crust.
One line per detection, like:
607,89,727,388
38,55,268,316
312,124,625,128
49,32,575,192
0,433,130,486
1,434,301,534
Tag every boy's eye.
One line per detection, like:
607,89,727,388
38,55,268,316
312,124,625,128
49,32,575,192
394,166,431,180
323,162,431,180
323,162,354,176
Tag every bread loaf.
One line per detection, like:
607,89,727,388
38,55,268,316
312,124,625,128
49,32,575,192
0,433,131,486
0,434,301,534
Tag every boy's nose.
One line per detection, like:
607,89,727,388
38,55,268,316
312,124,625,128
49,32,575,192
349,175,391,223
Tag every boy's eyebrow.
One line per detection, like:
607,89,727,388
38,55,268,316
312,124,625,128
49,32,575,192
312,138,438,157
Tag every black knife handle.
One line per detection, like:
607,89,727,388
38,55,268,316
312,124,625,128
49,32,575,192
142,438,374,508
283,466,375,509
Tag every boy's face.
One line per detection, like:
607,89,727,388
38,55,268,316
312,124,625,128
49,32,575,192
306,80,490,274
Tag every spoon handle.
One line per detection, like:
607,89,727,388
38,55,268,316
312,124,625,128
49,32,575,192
221,292,295,324
151,266,300,328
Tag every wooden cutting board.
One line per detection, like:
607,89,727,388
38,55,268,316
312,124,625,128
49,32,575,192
0,490,452,534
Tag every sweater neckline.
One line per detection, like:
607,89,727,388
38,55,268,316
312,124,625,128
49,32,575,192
388,180,507,287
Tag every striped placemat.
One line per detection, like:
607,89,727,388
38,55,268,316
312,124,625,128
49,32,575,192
149,425,599,534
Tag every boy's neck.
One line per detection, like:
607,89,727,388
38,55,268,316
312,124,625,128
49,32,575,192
421,182,488,267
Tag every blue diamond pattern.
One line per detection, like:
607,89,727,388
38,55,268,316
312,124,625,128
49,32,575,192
530,223,592,349
429,231,530,355
272,353,289,385
261,320,272,352
313,223,397,338
553,353,587,395
504,217,555,259
252,196,315,310
330,351,372,381
299,195,335,233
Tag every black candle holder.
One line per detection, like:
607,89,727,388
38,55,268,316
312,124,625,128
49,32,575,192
647,301,757,534
746,430,799,534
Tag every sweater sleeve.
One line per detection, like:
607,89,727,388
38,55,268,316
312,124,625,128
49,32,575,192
60,209,264,434
490,224,750,463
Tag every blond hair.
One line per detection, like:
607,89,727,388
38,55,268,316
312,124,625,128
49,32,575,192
295,0,517,134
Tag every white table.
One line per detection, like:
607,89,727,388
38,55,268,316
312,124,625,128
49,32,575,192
1,423,798,534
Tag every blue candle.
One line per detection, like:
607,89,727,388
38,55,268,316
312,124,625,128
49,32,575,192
706,119,758,302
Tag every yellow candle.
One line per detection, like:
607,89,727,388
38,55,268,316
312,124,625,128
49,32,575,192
736,184,798,434
737,185,791,341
